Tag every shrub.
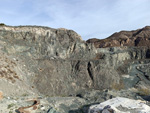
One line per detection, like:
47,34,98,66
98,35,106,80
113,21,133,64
137,88,150,96
7,103,15,109
111,81,124,90
0,23,5,26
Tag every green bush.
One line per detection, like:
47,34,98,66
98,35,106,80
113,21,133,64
7,103,15,109
0,23,5,26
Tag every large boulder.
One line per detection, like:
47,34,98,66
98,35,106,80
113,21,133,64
88,97,150,113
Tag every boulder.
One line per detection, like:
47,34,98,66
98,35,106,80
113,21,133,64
88,97,150,113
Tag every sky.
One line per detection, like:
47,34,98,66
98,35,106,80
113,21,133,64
0,0,150,40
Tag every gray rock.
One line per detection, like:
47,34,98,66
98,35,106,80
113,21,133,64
0,25,121,96
0,25,150,113
47,107,61,113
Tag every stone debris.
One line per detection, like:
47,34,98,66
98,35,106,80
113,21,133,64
88,97,150,113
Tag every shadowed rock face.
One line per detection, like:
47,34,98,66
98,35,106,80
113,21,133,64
87,26,150,48
0,25,150,97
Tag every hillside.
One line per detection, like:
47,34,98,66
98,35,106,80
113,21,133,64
87,26,150,48
0,25,150,113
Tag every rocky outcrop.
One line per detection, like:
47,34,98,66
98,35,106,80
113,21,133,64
0,26,96,60
88,97,150,113
0,25,119,97
1,25,150,112
87,26,150,48
0,25,150,97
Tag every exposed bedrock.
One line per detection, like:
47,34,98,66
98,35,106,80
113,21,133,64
87,26,150,48
33,60,120,96
0,25,150,96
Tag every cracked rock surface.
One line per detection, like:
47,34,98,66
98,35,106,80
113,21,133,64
0,25,150,112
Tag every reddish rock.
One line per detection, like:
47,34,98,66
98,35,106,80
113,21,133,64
0,91,3,100
17,99,40,113
87,26,150,48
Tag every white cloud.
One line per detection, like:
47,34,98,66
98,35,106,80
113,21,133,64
0,0,150,40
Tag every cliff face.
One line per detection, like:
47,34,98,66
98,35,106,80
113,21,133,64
0,25,118,96
0,25,150,98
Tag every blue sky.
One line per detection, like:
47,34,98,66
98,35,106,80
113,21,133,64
0,0,150,40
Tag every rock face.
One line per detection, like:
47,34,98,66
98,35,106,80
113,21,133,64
0,25,120,96
0,26,150,95
87,26,150,48
0,25,150,112
0,25,150,97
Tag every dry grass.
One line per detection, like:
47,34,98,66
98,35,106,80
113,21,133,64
0,91,3,100
95,53,105,59
0,58,19,83
0,53,19,83
111,81,125,90
0,68,19,83
137,88,150,96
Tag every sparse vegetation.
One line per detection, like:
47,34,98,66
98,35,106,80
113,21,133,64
0,61,19,83
22,93,28,97
111,81,124,90
0,23,5,26
95,53,105,59
7,103,15,109
13,75,19,79
137,88,150,96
